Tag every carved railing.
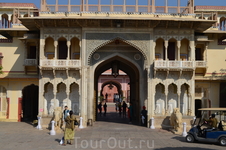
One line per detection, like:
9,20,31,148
40,60,81,68
196,61,207,68
24,59,37,66
154,60,195,69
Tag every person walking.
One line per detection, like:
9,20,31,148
122,101,127,118
118,102,122,117
103,102,107,116
115,101,118,112
98,102,102,116
62,110,77,146
128,102,133,123
141,106,147,126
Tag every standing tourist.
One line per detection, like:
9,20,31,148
63,106,70,121
128,102,133,123
98,102,102,116
122,101,127,118
141,106,147,126
62,110,77,146
103,102,107,116
118,102,122,117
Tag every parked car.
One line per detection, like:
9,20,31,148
186,108,226,146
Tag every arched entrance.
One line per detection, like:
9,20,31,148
94,56,141,123
22,84,39,121
100,80,123,103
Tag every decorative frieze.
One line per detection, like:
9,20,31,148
154,29,193,41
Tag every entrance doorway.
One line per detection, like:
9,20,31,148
94,56,140,124
21,84,39,122
195,99,202,117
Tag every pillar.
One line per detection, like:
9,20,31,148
189,40,195,61
135,0,138,12
178,93,180,112
123,0,126,12
165,0,168,13
67,41,71,60
8,14,12,28
40,29,45,59
68,0,71,12
54,41,58,59
177,0,180,13
146,66,151,127
164,41,168,60
38,79,44,116
177,41,181,60
80,66,88,128
152,0,155,13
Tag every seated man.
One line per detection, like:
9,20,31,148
205,114,218,129
201,114,218,138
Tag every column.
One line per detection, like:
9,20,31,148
165,0,168,13
123,0,126,12
36,41,39,65
8,14,12,28
164,41,168,60
81,66,88,128
135,0,138,12
146,67,151,127
165,88,168,115
152,0,155,13
68,0,71,12
189,40,195,61
67,41,71,60
80,30,87,127
178,93,180,112
56,0,58,12
38,80,44,116
54,41,58,59
86,0,89,12
98,0,101,12
177,41,181,60
177,0,180,13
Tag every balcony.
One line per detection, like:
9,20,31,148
154,60,196,70
24,59,37,66
40,60,81,69
196,61,207,68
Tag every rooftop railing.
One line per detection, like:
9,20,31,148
41,0,194,14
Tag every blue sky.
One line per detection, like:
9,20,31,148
0,0,226,8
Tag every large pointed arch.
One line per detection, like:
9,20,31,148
88,37,147,65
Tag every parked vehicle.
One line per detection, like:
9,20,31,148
186,108,226,146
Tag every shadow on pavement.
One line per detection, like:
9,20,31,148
96,112,142,126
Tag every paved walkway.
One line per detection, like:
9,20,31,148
0,112,225,150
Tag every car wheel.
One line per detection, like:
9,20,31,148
219,137,226,146
186,134,194,143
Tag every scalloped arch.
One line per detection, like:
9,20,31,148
57,36,67,41
88,37,147,65
155,37,165,42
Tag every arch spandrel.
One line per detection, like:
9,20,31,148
86,33,149,65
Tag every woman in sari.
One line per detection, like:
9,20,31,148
62,110,77,146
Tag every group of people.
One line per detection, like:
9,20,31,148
98,102,107,116
98,101,147,126
115,101,129,118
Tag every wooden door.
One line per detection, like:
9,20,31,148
18,98,22,122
